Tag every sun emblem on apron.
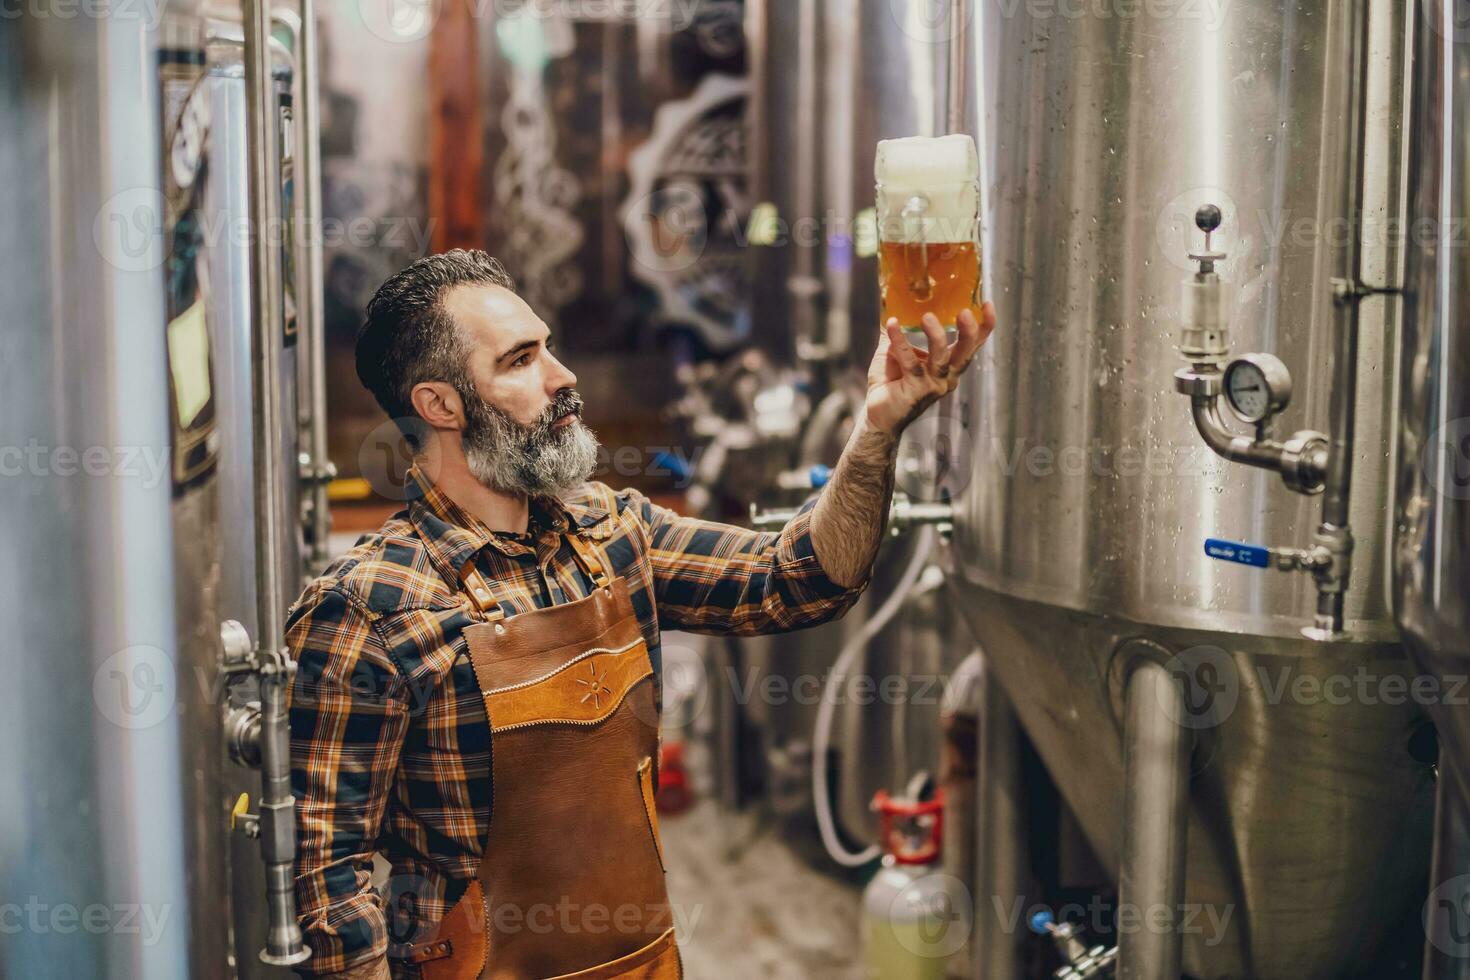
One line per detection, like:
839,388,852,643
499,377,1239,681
576,660,608,709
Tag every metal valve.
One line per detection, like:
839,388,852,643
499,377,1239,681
1029,910,1117,980
1172,202,1361,639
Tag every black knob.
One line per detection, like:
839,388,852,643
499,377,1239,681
1195,204,1222,234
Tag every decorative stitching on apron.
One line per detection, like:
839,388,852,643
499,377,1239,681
481,637,645,695
489,673,655,734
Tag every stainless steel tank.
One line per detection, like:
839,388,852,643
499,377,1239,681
1,12,197,979
1397,1,1470,974
203,18,310,979
950,0,1434,975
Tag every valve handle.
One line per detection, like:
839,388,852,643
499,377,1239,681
230,792,251,831
1029,909,1056,935
1204,537,1270,568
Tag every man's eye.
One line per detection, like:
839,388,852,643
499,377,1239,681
512,352,531,367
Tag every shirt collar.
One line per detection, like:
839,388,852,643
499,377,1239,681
405,466,611,577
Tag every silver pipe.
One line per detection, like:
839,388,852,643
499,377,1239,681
299,0,333,573
946,0,970,135
1310,0,1373,635
789,0,823,366
244,0,285,644
1118,657,1191,980
974,663,1025,980
1423,770,1470,980
243,0,309,965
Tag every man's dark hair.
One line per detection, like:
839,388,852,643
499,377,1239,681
356,249,516,449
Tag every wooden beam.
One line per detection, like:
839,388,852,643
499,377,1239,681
428,0,483,252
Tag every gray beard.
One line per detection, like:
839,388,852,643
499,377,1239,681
460,388,600,498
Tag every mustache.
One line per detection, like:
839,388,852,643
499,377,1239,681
535,389,583,430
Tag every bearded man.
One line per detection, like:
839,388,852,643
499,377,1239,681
285,249,994,979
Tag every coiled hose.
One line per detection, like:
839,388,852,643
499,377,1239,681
811,524,938,867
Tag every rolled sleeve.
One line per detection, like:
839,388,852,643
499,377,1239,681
634,488,868,635
286,586,408,975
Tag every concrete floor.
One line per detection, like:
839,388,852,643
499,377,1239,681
662,802,864,979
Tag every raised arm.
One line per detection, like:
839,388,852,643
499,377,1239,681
808,305,996,586
642,304,994,635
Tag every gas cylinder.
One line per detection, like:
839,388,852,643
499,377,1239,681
861,789,968,980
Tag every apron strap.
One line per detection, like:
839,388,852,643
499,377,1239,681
565,531,613,590
460,531,610,622
459,562,507,624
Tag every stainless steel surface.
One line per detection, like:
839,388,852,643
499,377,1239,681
204,28,309,975
949,1,1434,974
1397,0,1470,822
1118,654,1190,980
1422,773,1470,980
0,15,193,978
959,0,1405,641
972,654,1026,980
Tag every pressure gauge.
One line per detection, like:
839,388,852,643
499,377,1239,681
1223,354,1292,424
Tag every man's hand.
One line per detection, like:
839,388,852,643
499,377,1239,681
808,303,997,589
864,304,995,438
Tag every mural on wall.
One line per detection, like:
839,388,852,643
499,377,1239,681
316,1,748,493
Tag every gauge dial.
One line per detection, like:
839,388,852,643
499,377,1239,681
1224,354,1291,424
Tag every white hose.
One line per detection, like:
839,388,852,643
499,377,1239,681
811,524,938,867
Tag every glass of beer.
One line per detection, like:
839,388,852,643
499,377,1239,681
875,134,981,347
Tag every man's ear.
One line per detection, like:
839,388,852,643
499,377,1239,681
409,381,464,432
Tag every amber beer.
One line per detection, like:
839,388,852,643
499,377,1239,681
875,134,981,342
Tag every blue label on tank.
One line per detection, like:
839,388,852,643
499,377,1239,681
1204,538,1270,568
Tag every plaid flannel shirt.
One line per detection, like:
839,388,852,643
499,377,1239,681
286,469,867,974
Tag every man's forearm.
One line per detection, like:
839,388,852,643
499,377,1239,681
809,408,899,588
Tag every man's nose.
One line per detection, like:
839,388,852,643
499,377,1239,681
549,356,576,393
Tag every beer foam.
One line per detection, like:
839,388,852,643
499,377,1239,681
875,134,979,244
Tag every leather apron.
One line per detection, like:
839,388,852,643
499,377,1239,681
405,531,680,980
